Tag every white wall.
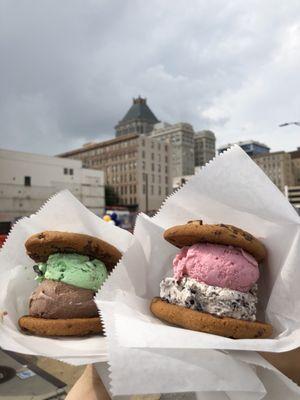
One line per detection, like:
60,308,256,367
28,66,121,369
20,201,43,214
0,149,105,222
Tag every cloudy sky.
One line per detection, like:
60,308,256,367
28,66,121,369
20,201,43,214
1,0,300,155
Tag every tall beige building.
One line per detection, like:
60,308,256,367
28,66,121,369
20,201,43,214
194,130,216,167
59,133,172,212
150,122,195,177
252,151,295,191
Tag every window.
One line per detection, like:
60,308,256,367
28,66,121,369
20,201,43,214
151,185,154,195
142,150,145,158
69,168,73,175
64,168,68,175
152,174,155,183
165,188,168,196
151,153,154,160
151,163,154,171
159,186,161,195
24,176,31,187
143,185,146,194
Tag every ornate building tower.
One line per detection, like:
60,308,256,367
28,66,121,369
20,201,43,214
115,96,160,137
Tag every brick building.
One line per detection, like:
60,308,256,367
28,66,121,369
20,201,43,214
59,133,172,212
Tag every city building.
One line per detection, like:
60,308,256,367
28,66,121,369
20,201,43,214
59,133,172,213
150,122,195,177
115,97,160,137
194,130,216,167
252,151,295,191
289,148,300,185
284,185,300,214
0,149,105,227
218,140,270,156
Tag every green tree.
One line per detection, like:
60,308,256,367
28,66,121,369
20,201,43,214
105,185,120,206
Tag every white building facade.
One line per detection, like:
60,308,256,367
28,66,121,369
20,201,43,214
0,149,105,224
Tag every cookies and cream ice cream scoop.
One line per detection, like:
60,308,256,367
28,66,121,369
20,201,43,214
150,221,273,339
19,231,122,337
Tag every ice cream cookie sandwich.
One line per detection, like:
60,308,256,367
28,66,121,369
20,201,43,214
19,231,122,336
150,221,272,339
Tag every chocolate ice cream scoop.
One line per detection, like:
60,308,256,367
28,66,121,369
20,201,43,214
29,279,98,319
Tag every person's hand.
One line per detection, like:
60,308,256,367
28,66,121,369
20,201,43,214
261,348,300,385
65,364,110,400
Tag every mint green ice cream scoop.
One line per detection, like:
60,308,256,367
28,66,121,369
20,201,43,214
34,253,108,291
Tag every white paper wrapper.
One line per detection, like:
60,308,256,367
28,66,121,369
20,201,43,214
0,190,132,365
96,146,300,395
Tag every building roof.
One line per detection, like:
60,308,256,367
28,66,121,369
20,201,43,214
252,150,286,158
151,122,194,136
118,97,159,125
0,147,81,166
218,140,270,151
289,149,300,159
195,130,216,139
58,133,139,157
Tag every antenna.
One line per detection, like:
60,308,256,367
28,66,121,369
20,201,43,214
278,122,300,127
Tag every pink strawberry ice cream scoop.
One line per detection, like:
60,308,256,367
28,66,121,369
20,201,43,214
173,243,259,292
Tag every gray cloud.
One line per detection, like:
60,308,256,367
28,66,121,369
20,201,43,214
0,0,299,155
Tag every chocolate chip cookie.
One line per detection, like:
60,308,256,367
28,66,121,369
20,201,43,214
164,220,266,262
150,297,272,339
19,315,103,337
25,231,122,271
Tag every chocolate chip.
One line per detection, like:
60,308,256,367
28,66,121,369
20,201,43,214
254,330,264,338
38,233,45,240
243,234,253,241
33,264,43,276
219,224,228,228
